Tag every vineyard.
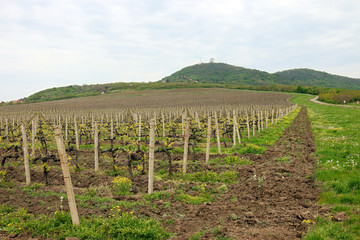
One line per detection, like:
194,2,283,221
0,88,323,239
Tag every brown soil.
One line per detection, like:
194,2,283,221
164,106,328,239
0,107,328,239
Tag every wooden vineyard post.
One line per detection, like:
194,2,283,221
271,109,274,125
205,116,211,164
265,111,269,129
182,118,190,174
12,118,15,134
181,114,185,136
148,119,155,194
91,115,94,138
110,117,114,140
233,111,236,147
116,114,119,130
5,119,8,139
246,112,250,139
54,126,80,226
257,110,261,133
227,110,231,125
214,112,222,154
138,115,141,141
235,118,241,144
233,110,236,147
94,122,99,172
162,113,165,137
31,118,37,157
252,111,255,136
21,124,31,185
65,117,68,141
261,110,264,131
195,112,201,129
74,117,80,151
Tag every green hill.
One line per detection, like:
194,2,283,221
161,63,360,89
160,63,282,85
274,68,360,90
16,62,360,104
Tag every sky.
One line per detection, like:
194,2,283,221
1,0,360,102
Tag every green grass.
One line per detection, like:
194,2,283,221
233,107,300,154
0,204,170,240
181,170,239,184
175,191,213,205
291,93,360,239
210,156,252,165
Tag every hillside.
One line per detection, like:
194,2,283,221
13,62,360,104
274,68,360,90
161,63,360,89
160,63,282,85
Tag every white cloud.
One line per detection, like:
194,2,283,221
0,0,359,101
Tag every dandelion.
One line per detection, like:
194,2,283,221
302,219,312,224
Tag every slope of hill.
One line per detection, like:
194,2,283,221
14,62,360,104
161,63,360,89
160,63,283,85
274,68,360,90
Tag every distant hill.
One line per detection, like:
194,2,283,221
160,63,282,85
16,62,360,104
274,68,360,90
161,63,360,89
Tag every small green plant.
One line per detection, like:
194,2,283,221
176,191,213,205
111,176,132,196
164,201,171,209
0,170,6,181
190,229,207,240
223,156,252,165
144,191,169,200
275,156,291,163
164,218,174,225
224,156,239,164
238,144,265,154
183,171,238,183
217,184,228,193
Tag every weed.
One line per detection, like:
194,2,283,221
144,191,170,201
183,171,238,183
0,170,6,181
176,191,213,205
111,176,132,196
275,156,291,163
223,156,252,165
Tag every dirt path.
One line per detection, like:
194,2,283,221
310,96,360,108
168,107,328,239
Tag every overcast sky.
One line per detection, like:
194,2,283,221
1,0,359,102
